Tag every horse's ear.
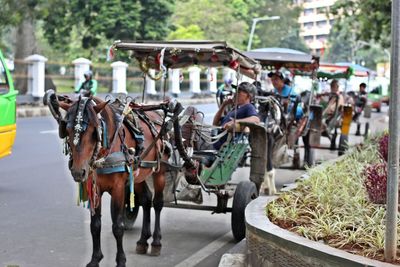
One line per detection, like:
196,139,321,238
59,101,72,111
94,100,109,114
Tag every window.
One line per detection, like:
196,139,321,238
304,35,314,42
316,20,327,27
316,34,328,42
304,8,314,16
0,61,9,95
303,22,313,29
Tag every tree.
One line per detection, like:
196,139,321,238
169,0,248,49
0,0,50,93
42,0,174,59
328,0,390,67
248,0,308,52
331,0,391,49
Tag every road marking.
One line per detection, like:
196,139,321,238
174,232,232,267
40,129,58,134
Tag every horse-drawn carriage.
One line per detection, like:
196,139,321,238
44,40,270,266
244,48,320,169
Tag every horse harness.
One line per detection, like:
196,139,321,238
61,97,168,179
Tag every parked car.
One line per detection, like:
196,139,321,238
368,85,384,112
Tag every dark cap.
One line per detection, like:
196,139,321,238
268,71,284,80
235,82,256,99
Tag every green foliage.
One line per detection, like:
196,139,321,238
41,0,173,60
331,0,391,49
327,0,391,66
248,0,308,52
168,25,205,40
170,0,248,48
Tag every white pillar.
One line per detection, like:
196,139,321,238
146,69,157,95
222,67,237,85
207,67,218,93
188,66,201,95
111,61,128,94
72,58,91,89
169,68,181,96
25,54,48,98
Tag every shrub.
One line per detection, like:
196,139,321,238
363,163,387,204
378,133,388,162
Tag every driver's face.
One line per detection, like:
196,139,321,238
236,90,251,105
271,76,284,90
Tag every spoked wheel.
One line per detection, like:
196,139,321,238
123,187,139,231
231,181,258,242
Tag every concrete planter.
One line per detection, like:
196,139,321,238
245,196,397,267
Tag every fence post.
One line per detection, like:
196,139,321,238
169,68,181,97
111,61,128,94
146,69,157,96
24,54,48,98
207,67,218,93
188,66,201,96
72,58,91,90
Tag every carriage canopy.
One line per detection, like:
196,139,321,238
112,40,262,79
243,48,319,72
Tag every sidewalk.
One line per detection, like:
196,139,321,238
16,92,216,118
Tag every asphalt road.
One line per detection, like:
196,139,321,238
0,103,388,267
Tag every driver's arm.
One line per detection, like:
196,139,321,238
75,82,83,93
213,98,232,126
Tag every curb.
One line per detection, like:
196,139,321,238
16,97,216,118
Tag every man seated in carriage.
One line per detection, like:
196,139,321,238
212,82,260,150
320,79,345,137
268,71,303,118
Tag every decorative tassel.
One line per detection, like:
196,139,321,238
106,45,115,61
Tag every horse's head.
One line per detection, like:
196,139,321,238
59,97,108,182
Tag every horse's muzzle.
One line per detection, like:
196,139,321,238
71,167,88,182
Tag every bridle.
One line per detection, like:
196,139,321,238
64,97,103,171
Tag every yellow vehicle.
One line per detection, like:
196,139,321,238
0,50,18,158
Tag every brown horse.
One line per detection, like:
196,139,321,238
45,91,180,267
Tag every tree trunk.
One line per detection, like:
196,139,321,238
14,18,38,95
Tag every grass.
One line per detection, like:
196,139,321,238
267,133,400,263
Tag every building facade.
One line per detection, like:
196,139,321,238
296,0,338,54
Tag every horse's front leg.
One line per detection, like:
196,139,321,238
110,179,127,267
150,172,166,256
87,201,103,267
261,135,276,195
136,181,153,254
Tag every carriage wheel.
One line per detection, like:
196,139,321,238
231,181,258,242
123,187,139,231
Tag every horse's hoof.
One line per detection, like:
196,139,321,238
149,245,161,256
136,243,148,254
86,261,99,267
